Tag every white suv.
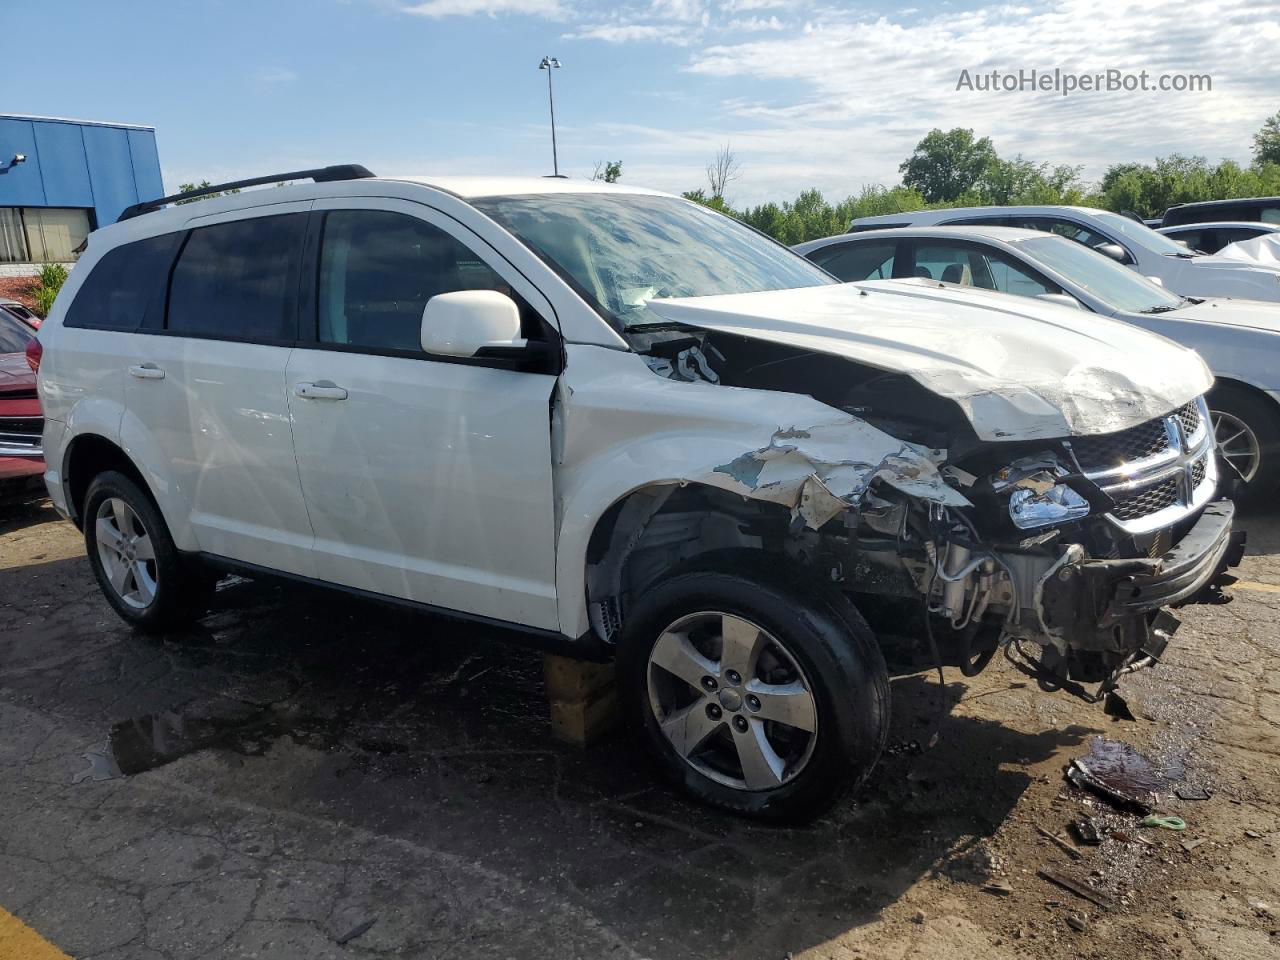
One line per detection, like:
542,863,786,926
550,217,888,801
32,167,1243,820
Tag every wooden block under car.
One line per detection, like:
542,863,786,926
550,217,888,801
544,654,621,745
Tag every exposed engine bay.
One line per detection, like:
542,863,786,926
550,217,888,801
618,324,1245,703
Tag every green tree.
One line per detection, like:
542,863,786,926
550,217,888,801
1253,111,1280,167
899,128,998,203
174,180,241,204
591,160,623,183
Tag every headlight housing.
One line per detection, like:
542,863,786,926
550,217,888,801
1008,484,1090,529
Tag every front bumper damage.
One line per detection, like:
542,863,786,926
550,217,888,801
1005,499,1245,698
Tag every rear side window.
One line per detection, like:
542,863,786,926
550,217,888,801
167,214,305,341
808,241,896,281
316,210,507,352
64,233,183,330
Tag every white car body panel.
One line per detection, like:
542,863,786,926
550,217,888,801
550,346,964,638
643,281,1212,442
849,205,1280,302
1216,234,1280,267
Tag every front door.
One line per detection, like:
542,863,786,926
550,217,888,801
285,199,561,630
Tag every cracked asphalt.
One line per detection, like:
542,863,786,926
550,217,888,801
2,498,1279,959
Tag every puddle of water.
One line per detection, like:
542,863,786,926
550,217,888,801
73,697,289,782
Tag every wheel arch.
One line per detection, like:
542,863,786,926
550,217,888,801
62,433,152,529
579,481,810,645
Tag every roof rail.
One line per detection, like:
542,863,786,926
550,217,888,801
117,164,376,222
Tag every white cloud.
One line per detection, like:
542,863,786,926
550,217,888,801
719,0,789,10
563,22,694,44
726,14,782,30
401,0,567,17
647,0,1280,201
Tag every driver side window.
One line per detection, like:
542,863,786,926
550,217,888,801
317,210,508,352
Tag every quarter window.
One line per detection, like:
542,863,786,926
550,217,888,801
808,241,896,281
316,210,507,352
65,233,183,330
167,214,305,341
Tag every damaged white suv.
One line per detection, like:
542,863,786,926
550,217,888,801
34,168,1243,820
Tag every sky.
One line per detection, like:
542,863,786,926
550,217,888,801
6,0,1280,206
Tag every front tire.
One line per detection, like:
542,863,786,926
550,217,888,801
83,471,214,633
1209,385,1280,503
617,561,890,822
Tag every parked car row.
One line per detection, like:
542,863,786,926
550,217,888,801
25,170,1249,820
0,302,44,493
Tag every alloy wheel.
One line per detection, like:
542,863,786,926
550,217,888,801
94,497,158,610
1211,409,1262,484
646,611,818,792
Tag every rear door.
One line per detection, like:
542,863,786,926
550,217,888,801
285,199,562,629
120,205,316,576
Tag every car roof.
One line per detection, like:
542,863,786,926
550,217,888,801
387,175,672,199
795,224,1050,253
851,204,1104,226
1166,196,1280,211
1160,221,1280,231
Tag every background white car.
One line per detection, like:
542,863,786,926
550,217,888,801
850,205,1280,302
1158,221,1280,254
797,224,1280,497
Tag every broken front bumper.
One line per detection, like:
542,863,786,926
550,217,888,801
1038,499,1245,653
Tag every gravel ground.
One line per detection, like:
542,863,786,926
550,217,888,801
1,498,1278,959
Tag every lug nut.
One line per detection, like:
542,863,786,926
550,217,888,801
746,695,761,712
732,715,749,733
706,703,723,721
701,675,717,691
725,669,742,685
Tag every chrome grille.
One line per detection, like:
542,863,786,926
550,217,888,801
0,415,43,456
1073,397,1215,534
1111,475,1180,521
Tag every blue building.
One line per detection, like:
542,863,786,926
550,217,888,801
0,113,163,268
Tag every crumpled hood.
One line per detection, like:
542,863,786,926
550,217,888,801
1169,297,1280,334
1203,235,1280,268
645,279,1213,443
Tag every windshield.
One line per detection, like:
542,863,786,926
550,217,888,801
1093,211,1193,257
1015,235,1183,313
472,193,836,329
0,312,34,354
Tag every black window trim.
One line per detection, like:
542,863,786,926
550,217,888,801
804,237,901,282
297,207,563,376
63,230,185,333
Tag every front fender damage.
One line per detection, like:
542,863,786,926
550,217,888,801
695,421,971,530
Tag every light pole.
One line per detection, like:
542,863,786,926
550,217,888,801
539,56,562,176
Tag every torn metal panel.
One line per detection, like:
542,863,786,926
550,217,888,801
698,423,970,530
643,281,1214,442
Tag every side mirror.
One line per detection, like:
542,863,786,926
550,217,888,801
1095,242,1132,265
421,290,525,358
1035,292,1083,310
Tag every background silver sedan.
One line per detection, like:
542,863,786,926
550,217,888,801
795,225,1280,499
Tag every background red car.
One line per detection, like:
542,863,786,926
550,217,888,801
0,304,44,492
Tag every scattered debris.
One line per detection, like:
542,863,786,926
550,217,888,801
982,881,1014,896
1180,838,1207,852
1066,914,1089,932
944,843,1005,885
1244,830,1263,839
1038,867,1116,910
1036,825,1084,860
1103,691,1136,721
1066,738,1164,814
1139,815,1187,831
1071,817,1102,845
335,919,377,945
1111,829,1154,847
911,910,927,924
1175,785,1213,801
1249,900,1274,919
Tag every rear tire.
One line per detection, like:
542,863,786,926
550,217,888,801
83,471,215,633
1209,385,1280,504
617,558,890,822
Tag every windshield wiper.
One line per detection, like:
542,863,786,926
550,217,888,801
1141,305,1179,314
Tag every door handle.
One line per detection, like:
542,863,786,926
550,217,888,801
128,363,165,380
294,380,349,401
